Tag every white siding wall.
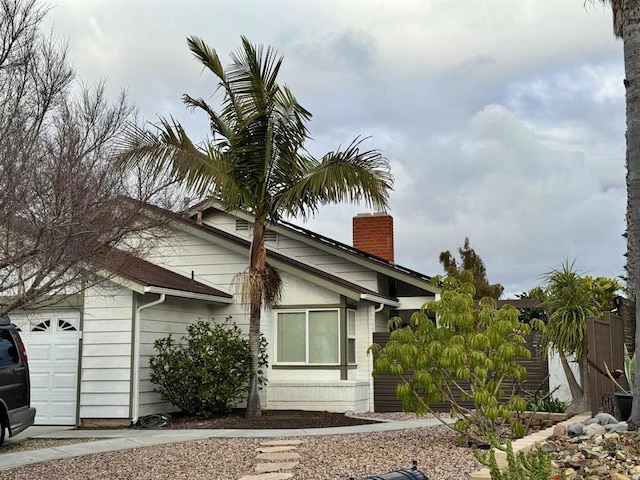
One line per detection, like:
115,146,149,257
353,302,375,382
137,295,217,417
147,229,246,295
200,210,378,291
278,271,340,305
80,284,134,420
144,229,251,330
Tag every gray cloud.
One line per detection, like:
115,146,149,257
43,0,627,296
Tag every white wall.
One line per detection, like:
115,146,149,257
548,349,581,403
137,295,218,417
200,209,379,291
80,284,134,420
267,381,369,413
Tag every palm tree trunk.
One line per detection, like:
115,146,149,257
246,221,267,417
558,346,589,415
621,0,640,428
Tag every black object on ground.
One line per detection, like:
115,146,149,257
349,460,429,480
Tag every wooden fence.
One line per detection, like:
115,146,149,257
587,313,626,417
372,331,549,413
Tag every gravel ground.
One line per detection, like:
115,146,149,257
1,425,479,480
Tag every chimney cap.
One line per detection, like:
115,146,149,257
355,211,391,217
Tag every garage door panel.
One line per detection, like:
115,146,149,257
54,344,79,361
51,373,77,389
30,372,52,389
27,344,52,362
17,311,80,426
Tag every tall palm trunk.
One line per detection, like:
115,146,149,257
246,221,267,417
619,0,640,427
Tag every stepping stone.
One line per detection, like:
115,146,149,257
255,462,299,473
256,452,301,461
238,474,293,480
260,440,303,446
257,446,297,453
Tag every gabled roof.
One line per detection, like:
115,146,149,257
186,199,439,295
101,250,233,303
141,202,401,306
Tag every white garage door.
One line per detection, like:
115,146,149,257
12,311,81,426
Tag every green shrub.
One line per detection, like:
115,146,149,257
473,440,565,480
149,319,267,416
524,390,567,413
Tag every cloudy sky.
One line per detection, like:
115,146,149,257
44,0,626,297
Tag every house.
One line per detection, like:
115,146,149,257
9,201,439,427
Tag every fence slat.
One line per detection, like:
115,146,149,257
372,331,549,413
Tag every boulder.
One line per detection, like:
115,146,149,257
566,423,585,436
583,413,618,426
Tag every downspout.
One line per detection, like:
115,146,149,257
374,303,384,313
132,293,166,425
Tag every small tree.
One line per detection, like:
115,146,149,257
371,272,538,445
149,320,267,417
0,0,176,315
541,260,603,415
439,238,504,299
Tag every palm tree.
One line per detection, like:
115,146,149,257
598,0,640,427
541,260,601,415
117,36,393,417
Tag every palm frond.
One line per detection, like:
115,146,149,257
273,138,393,219
115,118,241,198
182,94,234,141
187,36,225,81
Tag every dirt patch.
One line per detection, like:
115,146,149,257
168,410,381,429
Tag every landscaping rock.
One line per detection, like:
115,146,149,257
553,424,567,438
605,422,629,432
584,413,618,426
566,423,585,436
583,423,606,437
549,430,640,480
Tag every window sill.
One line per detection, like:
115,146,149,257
272,364,358,369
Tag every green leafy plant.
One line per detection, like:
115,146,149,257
523,382,567,413
371,272,543,445
149,319,268,416
473,439,565,480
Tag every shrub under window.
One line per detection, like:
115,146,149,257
149,319,267,417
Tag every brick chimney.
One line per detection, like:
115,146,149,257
352,213,394,262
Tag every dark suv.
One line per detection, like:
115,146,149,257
0,315,36,445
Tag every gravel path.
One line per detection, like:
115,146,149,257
1,425,479,480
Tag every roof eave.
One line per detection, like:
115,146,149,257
144,286,233,304
360,294,401,308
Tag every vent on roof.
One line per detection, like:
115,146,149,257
265,231,278,244
235,219,250,231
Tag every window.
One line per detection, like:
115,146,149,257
276,310,339,364
0,330,19,367
347,309,356,364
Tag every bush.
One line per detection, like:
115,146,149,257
524,389,567,413
149,319,267,416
